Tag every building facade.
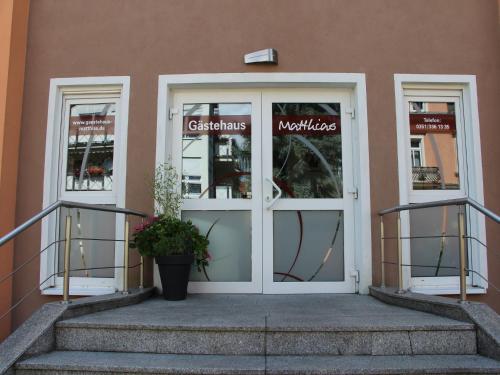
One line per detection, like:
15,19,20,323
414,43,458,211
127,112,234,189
0,0,499,340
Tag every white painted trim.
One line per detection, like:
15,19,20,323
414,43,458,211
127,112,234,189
352,76,372,294
393,74,487,293
40,76,130,295
158,73,368,87
154,73,372,294
42,286,116,296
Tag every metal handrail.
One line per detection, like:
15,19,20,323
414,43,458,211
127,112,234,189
0,200,148,247
378,197,498,302
379,197,499,223
0,200,149,309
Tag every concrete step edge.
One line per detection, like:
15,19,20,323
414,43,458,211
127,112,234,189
55,321,476,332
16,352,500,375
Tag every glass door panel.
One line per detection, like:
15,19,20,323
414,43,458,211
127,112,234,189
408,101,460,191
57,207,116,278
181,103,252,200
65,103,115,192
171,90,262,293
182,210,252,282
262,90,355,294
273,210,344,282
272,103,343,199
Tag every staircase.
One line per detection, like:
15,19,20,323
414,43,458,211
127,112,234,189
14,294,500,374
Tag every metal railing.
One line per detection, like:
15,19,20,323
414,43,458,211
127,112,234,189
379,197,499,302
0,201,148,311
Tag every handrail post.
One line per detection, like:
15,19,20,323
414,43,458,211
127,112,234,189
139,256,144,289
62,215,72,304
123,216,130,295
458,206,467,303
396,212,405,294
139,217,144,289
380,216,385,288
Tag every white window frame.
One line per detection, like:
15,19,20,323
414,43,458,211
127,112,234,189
40,76,130,296
394,74,487,295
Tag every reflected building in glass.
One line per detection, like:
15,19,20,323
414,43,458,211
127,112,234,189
182,103,252,200
409,102,459,190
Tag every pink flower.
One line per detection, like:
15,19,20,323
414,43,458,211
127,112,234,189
134,216,159,233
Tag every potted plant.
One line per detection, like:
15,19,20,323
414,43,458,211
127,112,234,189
132,163,209,300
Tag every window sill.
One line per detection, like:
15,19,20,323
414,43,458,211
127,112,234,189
409,286,486,295
41,286,117,296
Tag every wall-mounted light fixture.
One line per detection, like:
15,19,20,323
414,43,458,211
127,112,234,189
244,48,278,65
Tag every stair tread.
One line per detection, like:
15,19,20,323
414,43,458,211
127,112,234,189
55,296,475,332
56,318,474,332
17,351,500,374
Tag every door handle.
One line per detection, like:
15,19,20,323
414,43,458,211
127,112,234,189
265,177,282,209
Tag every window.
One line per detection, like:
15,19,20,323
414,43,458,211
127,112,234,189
41,77,130,295
408,101,460,191
182,175,202,197
410,137,424,167
65,103,115,192
394,75,487,295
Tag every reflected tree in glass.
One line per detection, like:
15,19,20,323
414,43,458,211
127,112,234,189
273,103,343,198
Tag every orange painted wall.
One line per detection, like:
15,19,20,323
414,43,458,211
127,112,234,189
0,0,30,341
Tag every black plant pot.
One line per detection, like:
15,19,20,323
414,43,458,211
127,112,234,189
155,254,194,301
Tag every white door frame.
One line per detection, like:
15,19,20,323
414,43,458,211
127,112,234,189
155,73,372,294
41,76,130,295
171,89,263,293
402,93,473,291
394,74,487,294
261,88,356,293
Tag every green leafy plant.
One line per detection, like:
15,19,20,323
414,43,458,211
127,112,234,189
151,162,182,218
132,215,209,271
131,162,210,270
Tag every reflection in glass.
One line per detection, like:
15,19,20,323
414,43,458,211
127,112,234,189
410,206,467,277
409,102,459,190
273,210,344,282
66,103,115,191
182,210,252,282
273,103,342,198
182,103,251,199
58,207,116,278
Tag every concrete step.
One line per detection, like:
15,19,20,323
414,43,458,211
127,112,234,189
55,318,477,356
54,296,478,356
16,351,500,375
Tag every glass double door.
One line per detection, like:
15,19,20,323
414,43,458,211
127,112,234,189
172,89,355,293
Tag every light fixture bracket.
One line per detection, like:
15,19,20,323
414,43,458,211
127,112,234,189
244,48,278,64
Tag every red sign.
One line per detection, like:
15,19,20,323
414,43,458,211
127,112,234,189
69,115,115,136
273,115,341,136
409,113,456,135
183,115,251,136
